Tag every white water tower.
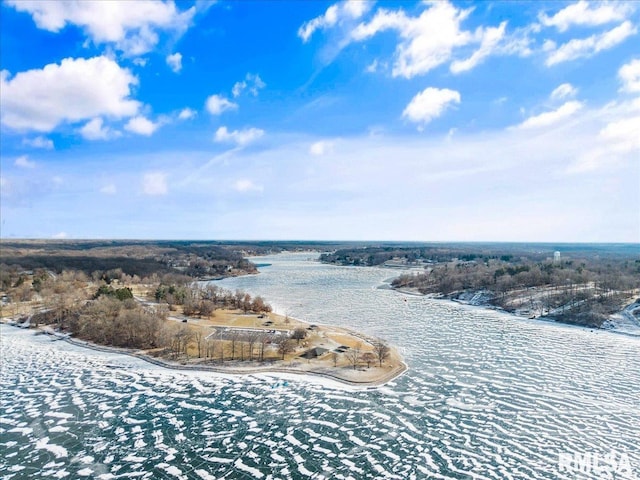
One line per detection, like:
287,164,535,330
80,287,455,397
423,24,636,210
553,251,561,263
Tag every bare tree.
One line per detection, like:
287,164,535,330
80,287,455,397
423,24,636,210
361,352,375,368
218,332,226,363
242,293,252,313
344,343,361,370
373,341,390,367
199,300,215,318
291,327,307,345
247,332,260,361
205,336,215,359
193,329,204,358
167,325,194,359
277,336,294,360
229,330,240,360
258,334,270,362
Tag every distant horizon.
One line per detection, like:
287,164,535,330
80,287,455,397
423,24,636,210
2,238,638,247
1,1,638,241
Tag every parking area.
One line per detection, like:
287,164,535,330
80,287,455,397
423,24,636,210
205,327,290,342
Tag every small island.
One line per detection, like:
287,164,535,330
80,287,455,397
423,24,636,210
0,240,405,386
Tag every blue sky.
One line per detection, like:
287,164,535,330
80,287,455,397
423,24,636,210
1,1,638,242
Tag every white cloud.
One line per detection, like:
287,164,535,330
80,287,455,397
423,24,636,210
402,87,461,125
568,107,640,173
352,2,473,78
599,115,640,153
343,0,371,19
23,136,53,149
300,1,512,76
142,172,168,195
214,126,264,146
517,101,583,129
298,0,371,42
14,155,36,169
52,232,68,239
546,21,637,66
166,52,182,73
550,83,578,101
539,1,634,32
365,59,379,73
1,56,140,132
205,95,238,115
450,22,507,74
7,0,195,56
179,97,638,241
309,141,334,156
100,184,117,195
619,58,640,93
233,179,264,193
125,116,159,136
232,73,266,98
178,108,197,120
80,117,112,140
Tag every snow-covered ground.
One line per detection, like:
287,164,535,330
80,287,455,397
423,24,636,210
602,301,640,336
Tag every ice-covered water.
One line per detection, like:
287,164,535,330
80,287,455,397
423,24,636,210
1,252,639,479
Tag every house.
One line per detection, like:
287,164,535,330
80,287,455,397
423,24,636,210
299,347,328,359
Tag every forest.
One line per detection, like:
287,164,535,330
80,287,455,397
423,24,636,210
320,243,640,328
7,265,275,358
0,240,258,280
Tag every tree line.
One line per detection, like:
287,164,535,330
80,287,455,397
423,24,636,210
392,256,639,327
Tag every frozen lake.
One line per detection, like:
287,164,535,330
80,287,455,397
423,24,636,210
1,252,639,479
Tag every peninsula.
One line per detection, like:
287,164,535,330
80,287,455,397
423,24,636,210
0,240,405,386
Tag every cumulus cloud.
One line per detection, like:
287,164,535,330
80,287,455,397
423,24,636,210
178,108,197,120
142,172,168,195
205,95,237,115
232,73,266,98
7,0,195,56
0,56,140,132
166,52,182,73
23,136,53,149
80,117,112,140
214,126,264,146
550,83,578,101
545,21,637,66
539,1,634,32
619,58,640,93
309,141,334,156
125,116,159,136
517,101,583,129
351,2,473,78
14,155,36,169
298,0,371,42
402,87,461,125
233,179,264,193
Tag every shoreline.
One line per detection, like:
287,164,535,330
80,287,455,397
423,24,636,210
62,332,408,388
391,286,640,337
2,318,407,388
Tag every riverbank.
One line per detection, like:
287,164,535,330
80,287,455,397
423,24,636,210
392,286,640,336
